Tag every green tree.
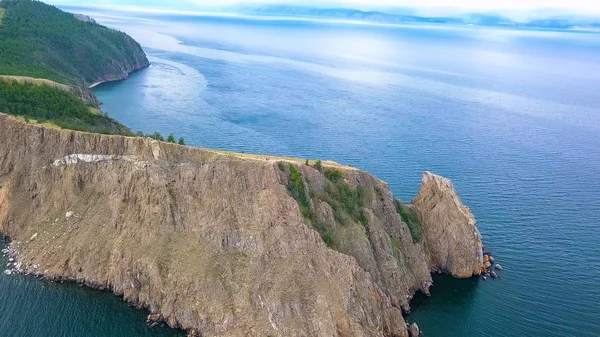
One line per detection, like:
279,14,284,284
178,137,185,145
167,133,176,143
314,160,323,172
151,132,164,141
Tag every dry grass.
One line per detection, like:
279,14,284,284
207,149,348,169
0,75,70,91
10,115,62,129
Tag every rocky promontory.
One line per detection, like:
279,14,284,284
0,113,483,337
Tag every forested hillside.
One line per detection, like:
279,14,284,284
0,78,132,135
0,0,148,87
0,0,152,135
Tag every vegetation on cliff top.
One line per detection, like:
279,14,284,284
280,163,368,250
281,161,424,251
0,79,131,135
0,0,147,86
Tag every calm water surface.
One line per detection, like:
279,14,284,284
2,7,600,336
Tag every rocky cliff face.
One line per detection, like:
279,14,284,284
0,114,482,337
412,172,483,278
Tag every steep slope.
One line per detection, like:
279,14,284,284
0,0,149,103
0,113,483,337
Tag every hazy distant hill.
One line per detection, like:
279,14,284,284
233,5,600,30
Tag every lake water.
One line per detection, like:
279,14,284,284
2,7,600,336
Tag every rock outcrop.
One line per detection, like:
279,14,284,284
412,172,483,278
0,114,483,336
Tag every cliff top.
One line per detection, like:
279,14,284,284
0,112,348,169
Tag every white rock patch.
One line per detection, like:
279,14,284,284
52,154,137,167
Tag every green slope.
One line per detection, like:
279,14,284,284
0,78,132,135
0,0,150,135
0,0,148,86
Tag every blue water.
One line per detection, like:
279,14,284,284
4,7,600,336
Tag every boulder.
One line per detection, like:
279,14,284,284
495,264,503,270
187,329,199,337
408,323,420,336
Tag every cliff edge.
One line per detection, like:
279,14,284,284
0,114,483,337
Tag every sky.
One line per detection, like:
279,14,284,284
47,0,600,17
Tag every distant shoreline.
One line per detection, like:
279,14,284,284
88,81,103,89
88,63,150,90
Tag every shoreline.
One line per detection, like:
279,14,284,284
1,237,194,336
87,63,151,89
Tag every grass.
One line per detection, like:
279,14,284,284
277,161,286,171
394,199,423,243
0,8,5,25
0,75,70,91
11,115,62,129
314,221,338,249
212,150,345,169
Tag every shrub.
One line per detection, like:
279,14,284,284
178,137,185,145
277,162,286,171
314,160,323,172
324,168,343,182
167,134,176,143
394,199,423,243
151,132,164,141
287,165,315,221
314,221,338,249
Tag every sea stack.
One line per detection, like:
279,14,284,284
412,172,484,278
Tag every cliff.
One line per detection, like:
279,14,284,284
0,114,483,337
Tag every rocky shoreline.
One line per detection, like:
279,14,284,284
88,61,151,90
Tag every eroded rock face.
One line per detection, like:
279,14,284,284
0,114,484,336
412,172,483,278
